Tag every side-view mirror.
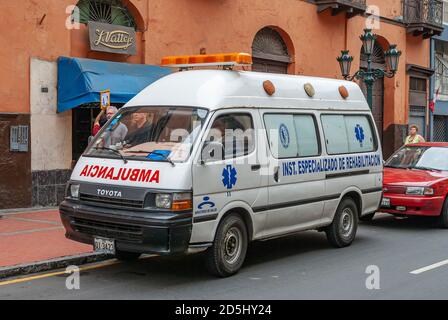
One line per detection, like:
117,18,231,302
201,141,224,164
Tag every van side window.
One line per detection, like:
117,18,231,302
321,114,375,155
344,115,375,153
264,114,298,158
264,114,319,158
321,115,349,154
208,113,255,159
294,115,320,157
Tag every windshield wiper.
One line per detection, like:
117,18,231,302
412,166,441,172
93,146,128,164
384,165,406,169
123,150,175,167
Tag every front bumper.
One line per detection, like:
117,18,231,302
59,200,193,255
380,193,445,217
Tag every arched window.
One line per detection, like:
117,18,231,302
72,0,136,29
360,42,386,69
252,27,290,74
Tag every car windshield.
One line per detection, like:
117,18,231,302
84,106,208,163
385,146,448,171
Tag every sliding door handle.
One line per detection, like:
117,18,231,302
273,166,279,182
251,164,261,171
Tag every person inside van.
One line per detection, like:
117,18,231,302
404,124,426,145
125,111,154,146
92,106,128,147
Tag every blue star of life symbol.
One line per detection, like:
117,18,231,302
222,165,237,190
355,124,365,146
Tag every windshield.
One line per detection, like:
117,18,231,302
386,146,448,171
84,106,208,162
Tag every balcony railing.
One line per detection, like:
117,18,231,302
314,0,367,18
403,0,444,38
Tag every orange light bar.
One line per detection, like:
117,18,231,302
161,52,252,68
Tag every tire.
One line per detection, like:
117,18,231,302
205,213,248,277
438,197,448,229
114,250,141,261
325,198,359,248
359,212,375,222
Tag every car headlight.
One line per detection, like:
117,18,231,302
155,193,172,209
155,192,192,211
406,186,434,196
70,184,80,199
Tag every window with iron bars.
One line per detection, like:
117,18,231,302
434,116,448,142
444,0,448,23
435,40,448,96
71,0,137,30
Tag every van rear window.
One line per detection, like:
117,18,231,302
321,114,376,155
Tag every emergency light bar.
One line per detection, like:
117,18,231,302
161,52,252,68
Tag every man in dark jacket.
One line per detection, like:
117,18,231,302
126,112,154,146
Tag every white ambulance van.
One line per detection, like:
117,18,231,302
60,53,383,277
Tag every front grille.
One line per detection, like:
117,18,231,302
384,185,406,194
72,217,143,243
79,193,144,209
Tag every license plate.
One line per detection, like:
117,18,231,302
381,197,391,208
94,237,116,255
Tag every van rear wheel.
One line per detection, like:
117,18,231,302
205,213,248,277
325,198,358,248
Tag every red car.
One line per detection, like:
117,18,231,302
375,142,448,227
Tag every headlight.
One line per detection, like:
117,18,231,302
155,193,172,209
154,192,192,211
406,187,434,196
70,184,80,199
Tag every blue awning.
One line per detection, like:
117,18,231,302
57,57,171,112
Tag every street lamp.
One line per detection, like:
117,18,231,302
336,29,402,109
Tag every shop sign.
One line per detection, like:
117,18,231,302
88,21,136,55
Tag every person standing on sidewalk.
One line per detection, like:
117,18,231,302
404,124,426,145
92,106,119,136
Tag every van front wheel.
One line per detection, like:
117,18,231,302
205,214,248,277
325,198,358,248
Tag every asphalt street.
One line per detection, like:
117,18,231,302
1,213,448,300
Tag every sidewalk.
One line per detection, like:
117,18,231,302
0,209,107,278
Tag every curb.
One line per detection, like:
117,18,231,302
0,252,112,280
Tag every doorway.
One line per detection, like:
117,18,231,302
72,103,124,161
360,42,385,143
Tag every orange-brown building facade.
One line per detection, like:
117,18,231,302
0,0,442,209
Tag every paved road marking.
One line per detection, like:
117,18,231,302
410,259,448,275
0,260,121,287
0,254,157,287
